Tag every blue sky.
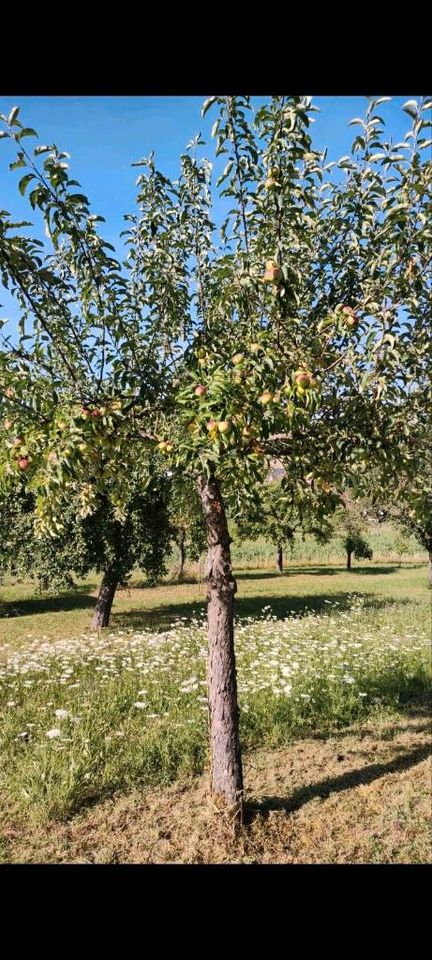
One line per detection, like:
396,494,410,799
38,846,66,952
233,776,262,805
0,95,422,333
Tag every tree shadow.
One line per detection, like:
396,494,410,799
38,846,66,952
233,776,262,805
0,587,96,619
235,565,400,579
112,591,412,632
245,741,432,822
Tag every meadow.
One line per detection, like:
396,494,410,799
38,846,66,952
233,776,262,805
0,549,430,863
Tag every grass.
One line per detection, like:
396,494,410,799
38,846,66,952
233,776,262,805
0,559,428,645
0,562,430,862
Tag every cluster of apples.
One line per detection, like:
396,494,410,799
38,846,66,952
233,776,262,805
81,406,103,420
336,304,359,330
264,167,280,191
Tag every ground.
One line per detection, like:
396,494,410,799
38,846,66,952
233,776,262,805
0,561,430,864
2,711,429,864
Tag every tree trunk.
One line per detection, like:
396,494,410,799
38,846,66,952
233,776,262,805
276,544,283,573
197,473,243,827
429,551,432,588
91,569,119,630
177,530,186,581
347,549,352,571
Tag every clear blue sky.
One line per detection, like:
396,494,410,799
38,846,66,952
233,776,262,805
0,95,422,332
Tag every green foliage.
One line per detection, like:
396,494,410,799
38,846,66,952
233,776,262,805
0,94,430,544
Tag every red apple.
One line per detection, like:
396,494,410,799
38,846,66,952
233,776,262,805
18,457,29,471
195,385,206,397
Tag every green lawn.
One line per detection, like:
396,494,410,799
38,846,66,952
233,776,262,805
0,561,429,646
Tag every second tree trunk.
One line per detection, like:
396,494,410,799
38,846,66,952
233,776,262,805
92,569,119,630
276,544,283,573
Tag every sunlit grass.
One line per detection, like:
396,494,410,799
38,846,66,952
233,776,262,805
0,584,429,824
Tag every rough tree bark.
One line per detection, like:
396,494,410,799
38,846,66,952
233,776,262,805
347,549,352,571
197,473,244,826
276,544,283,573
177,529,186,581
91,567,119,630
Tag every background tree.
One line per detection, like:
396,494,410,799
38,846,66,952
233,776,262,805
168,477,206,580
0,95,430,825
235,475,334,573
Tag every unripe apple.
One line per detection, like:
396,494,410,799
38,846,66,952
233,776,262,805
18,457,29,471
198,358,206,367
187,422,198,434
4,419,13,430
232,353,244,365
217,421,230,433
5,387,14,398
265,176,279,190
272,391,281,403
263,260,282,284
259,390,273,405
157,441,167,451
196,347,206,359
250,343,261,354
165,443,174,453
194,385,206,397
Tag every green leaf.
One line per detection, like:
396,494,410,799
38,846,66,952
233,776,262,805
18,128,38,139
202,96,218,118
19,173,35,196
34,145,52,155
8,106,20,125
402,100,418,119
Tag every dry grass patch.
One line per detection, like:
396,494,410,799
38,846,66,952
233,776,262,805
2,712,430,864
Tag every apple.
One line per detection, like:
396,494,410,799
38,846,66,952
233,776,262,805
232,353,244,365
165,443,174,453
4,419,13,430
12,437,23,448
18,457,29,471
206,419,217,431
81,407,91,419
259,390,273,405
217,421,230,433
263,260,282,284
196,348,206,359
157,441,167,451
242,426,251,437
272,391,281,403
294,369,312,388
194,385,206,397
91,409,102,418
265,177,278,190
250,343,261,354
47,451,58,463
5,387,14,399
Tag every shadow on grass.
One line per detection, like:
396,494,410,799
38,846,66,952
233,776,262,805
246,740,432,821
235,565,402,579
0,585,96,619
112,591,412,632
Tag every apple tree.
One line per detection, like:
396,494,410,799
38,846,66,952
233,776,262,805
0,95,430,825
